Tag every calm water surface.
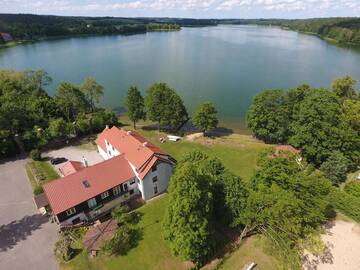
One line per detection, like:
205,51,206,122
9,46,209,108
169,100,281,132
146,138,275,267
1,25,360,132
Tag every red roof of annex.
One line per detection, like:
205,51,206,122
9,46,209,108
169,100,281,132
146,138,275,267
43,154,135,215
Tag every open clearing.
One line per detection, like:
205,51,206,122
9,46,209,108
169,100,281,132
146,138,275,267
304,218,360,270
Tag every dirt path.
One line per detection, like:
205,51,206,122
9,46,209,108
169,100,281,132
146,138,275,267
304,219,360,270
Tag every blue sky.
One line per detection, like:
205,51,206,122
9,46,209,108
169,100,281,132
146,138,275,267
2,0,360,19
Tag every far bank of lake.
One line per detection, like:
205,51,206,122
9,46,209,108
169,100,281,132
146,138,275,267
1,25,360,133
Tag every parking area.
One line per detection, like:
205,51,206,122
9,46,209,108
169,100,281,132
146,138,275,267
43,145,104,174
0,158,59,270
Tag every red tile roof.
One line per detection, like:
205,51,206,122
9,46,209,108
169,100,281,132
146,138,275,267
96,127,174,179
43,154,135,215
60,161,84,177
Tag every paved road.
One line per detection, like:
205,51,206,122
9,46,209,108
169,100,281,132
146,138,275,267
0,158,59,270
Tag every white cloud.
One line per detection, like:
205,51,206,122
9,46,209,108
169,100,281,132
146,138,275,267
1,0,359,17
216,0,360,12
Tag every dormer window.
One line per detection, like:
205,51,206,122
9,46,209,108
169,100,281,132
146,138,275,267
82,180,90,188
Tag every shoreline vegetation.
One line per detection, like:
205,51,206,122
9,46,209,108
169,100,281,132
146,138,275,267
1,14,360,50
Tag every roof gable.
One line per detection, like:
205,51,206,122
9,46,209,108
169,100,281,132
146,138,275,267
95,127,171,173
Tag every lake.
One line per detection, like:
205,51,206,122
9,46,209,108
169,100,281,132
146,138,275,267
1,25,360,132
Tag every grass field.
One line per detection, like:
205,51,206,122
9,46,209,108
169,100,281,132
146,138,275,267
220,237,278,270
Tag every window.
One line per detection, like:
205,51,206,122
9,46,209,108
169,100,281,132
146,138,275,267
152,176,158,183
101,191,109,199
113,185,122,196
66,207,76,216
130,178,135,185
152,165,157,172
154,186,158,194
87,198,97,208
130,189,134,195
123,183,128,191
112,146,115,151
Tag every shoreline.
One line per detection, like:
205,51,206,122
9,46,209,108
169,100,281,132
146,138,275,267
0,29,180,50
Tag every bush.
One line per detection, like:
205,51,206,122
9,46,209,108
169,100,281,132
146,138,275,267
344,181,360,198
328,187,360,222
33,185,44,195
54,233,75,262
102,224,137,255
30,149,41,161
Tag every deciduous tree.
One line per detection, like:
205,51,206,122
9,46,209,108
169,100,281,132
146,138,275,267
192,102,218,134
80,77,104,112
125,86,146,129
145,83,188,130
163,163,214,264
247,89,290,143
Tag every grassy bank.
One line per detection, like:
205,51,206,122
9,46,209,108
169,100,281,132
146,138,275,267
26,159,59,194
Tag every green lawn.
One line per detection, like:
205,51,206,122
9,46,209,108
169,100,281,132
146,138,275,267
219,237,279,270
63,195,190,270
31,160,59,182
139,130,269,181
26,160,59,192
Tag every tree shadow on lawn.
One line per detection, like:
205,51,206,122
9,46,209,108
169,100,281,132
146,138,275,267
0,214,49,252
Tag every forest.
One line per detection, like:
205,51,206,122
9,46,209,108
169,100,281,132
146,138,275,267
222,17,360,46
0,14,181,41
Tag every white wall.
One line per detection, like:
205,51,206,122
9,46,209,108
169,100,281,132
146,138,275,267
141,162,173,201
97,145,108,160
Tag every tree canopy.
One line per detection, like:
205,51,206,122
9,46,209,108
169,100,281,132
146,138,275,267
125,86,146,129
80,77,104,112
247,90,290,143
247,76,360,171
192,102,218,134
145,83,188,130
0,69,117,157
163,162,214,264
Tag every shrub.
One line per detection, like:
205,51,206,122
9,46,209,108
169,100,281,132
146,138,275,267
344,181,360,198
54,233,75,262
102,224,137,255
33,185,44,195
30,149,41,161
328,187,360,222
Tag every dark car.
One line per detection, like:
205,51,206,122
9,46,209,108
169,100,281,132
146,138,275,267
50,157,68,165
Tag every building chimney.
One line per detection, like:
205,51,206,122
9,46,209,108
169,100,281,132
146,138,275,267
127,130,132,135
143,142,148,147
105,125,109,129
82,156,88,167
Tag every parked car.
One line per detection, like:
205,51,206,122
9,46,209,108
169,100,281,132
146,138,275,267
50,157,68,165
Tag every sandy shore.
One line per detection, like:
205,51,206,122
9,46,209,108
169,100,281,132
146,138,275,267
304,220,360,270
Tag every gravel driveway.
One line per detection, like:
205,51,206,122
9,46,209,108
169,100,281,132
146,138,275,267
44,145,103,173
0,158,58,270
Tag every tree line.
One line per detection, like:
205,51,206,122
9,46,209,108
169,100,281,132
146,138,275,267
0,69,219,158
0,14,181,42
125,83,218,133
163,149,332,269
220,18,360,46
247,75,360,186
0,70,117,157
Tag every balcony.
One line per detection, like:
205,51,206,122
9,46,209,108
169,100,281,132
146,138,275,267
87,191,130,220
